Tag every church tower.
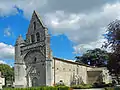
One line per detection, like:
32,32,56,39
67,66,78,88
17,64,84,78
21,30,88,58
14,11,53,88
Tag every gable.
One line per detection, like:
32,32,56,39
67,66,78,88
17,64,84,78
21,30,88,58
27,11,46,35
25,11,48,44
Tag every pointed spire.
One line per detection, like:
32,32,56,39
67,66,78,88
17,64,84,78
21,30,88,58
16,35,25,45
33,10,46,28
27,10,48,34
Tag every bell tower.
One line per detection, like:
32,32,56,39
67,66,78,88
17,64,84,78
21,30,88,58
26,11,46,44
14,11,53,88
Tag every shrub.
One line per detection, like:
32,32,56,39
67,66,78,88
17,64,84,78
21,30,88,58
71,84,93,89
93,82,109,88
57,86,69,90
3,86,70,90
105,87,120,90
106,83,114,87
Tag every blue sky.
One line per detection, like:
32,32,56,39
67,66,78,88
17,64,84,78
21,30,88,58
0,0,120,66
0,9,76,66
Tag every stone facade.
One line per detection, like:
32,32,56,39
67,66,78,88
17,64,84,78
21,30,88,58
14,11,112,88
0,72,5,89
14,11,52,88
53,57,112,86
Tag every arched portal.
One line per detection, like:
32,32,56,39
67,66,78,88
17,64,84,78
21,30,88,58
32,77,39,87
24,50,46,86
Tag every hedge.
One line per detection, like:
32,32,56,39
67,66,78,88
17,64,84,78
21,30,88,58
71,84,93,89
70,83,114,89
3,86,70,90
105,87,120,90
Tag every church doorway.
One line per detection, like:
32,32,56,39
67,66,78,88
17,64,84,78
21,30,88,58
32,77,39,87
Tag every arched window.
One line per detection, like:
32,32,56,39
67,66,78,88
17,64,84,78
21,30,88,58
33,22,36,30
40,33,42,41
33,57,37,63
31,34,35,43
34,57,37,62
36,32,40,42
32,77,38,87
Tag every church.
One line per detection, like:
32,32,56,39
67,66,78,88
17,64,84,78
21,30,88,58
14,11,112,88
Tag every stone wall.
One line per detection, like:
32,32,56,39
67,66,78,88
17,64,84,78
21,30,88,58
53,57,88,86
0,72,5,89
52,57,111,86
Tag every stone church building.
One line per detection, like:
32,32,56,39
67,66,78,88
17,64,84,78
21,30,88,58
14,11,111,88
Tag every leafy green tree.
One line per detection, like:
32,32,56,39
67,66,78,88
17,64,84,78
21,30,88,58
104,19,120,84
75,48,109,67
107,53,120,82
0,64,14,86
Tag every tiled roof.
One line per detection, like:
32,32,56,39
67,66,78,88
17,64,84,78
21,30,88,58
53,57,90,67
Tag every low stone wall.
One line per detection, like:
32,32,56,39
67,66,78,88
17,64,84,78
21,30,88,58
73,88,104,90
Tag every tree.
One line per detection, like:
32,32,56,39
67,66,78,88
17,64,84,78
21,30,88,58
0,64,14,86
104,19,120,52
75,48,109,67
107,53,120,79
104,19,120,84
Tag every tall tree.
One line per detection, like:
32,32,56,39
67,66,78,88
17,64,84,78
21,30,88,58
0,64,14,86
75,48,109,67
104,19,120,83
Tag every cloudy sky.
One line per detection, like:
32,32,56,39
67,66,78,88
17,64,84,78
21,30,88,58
0,0,120,66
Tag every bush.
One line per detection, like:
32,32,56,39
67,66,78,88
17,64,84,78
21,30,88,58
71,84,93,89
57,86,69,90
3,86,70,90
106,83,114,87
105,87,120,90
71,82,114,89
93,82,109,88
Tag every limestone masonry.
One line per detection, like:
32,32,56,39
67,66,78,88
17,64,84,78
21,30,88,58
14,11,112,88
0,72,5,89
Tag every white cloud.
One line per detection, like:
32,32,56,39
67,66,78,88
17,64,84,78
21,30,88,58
0,0,48,18
0,0,119,54
0,1,18,17
0,0,111,18
73,39,112,54
0,42,14,59
4,27,12,37
45,2,120,53
0,60,6,64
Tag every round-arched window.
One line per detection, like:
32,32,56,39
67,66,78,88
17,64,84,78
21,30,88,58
33,57,37,63
36,32,40,42
32,77,38,87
